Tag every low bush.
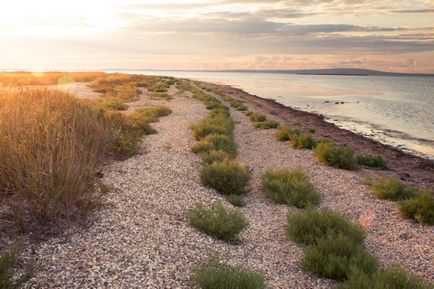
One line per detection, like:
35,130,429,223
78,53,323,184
261,169,320,208
0,243,35,289
200,160,251,195
192,257,266,289
370,177,417,201
225,195,247,207
249,112,267,123
275,126,301,141
191,114,234,140
338,266,433,289
399,192,434,225
187,203,248,241
253,120,279,129
286,209,365,246
230,100,248,111
192,134,237,158
100,98,129,111
357,155,387,169
301,236,378,281
292,134,317,149
201,150,231,164
314,141,357,170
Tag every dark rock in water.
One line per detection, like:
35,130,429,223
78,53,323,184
325,101,330,103
341,102,344,104
335,102,339,104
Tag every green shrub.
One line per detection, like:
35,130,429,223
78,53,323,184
191,114,234,140
399,192,434,225
100,98,128,111
261,169,320,208
292,134,317,149
200,160,251,195
302,236,378,281
275,126,301,141
286,209,365,246
0,243,35,289
187,203,248,241
357,155,387,169
309,128,316,134
314,141,357,170
370,177,417,201
202,134,237,157
192,257,266,289
136,105,172,119
338,266,433,289
230,100,248,111
253,120,279,129
192,141,215,155
201,150,231,164
225,195,247,207
249,112,266,123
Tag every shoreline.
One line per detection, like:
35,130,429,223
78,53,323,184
199,81,434,191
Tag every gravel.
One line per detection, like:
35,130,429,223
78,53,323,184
3,81,432,288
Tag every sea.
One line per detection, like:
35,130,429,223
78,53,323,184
118,70,434,161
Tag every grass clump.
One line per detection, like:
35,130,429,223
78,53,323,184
0,243,35,289
187,203,248,241
191,113,234,140
200,160,251,195
249,112,279,129
230,100,248,111
370,177,417,201
314,141,357,170
200,150,231,164
292,134,317,149
357,155,387,169
301,236,378,281
338,266,433,289
399,192,434,225
225,195,247,207
275,126,301,141
286,209,365,246
253,120,279,129
100,98,129,111
192,257,266,289
261,169,320,208
193,134,237,158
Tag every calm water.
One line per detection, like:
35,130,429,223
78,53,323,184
120,70,434,160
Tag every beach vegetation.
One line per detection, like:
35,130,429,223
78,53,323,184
399,192,434,225
0,243,36,289
200,160,251,195
357,155,387,169
188,203,248,241
192,257,266,289
370,177,418,201
201,150,231,164
225,195,247,207
338,266,433,289
292,134,317,149
314,141,357,170
261,169,320,208
286,209,365,246
275,126,301,141
301,235,378,281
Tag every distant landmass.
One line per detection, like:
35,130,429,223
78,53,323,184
223,68,434,77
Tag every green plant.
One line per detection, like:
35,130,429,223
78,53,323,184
399,192,434,225
0,243,35,289
100,98,129,111
201,150,231,164
225,195,247,207
191,113,234,140
253,120,279,129
309,128,316,134
200,160,251,195
338,266,433,289
192,257,266,289
187,203,248,241
370,177,417,201
249,112,266,123
301,236,378,281
357,155,387,169
314,141,357,170
286,209,365,246
261,169,320,208
292,134,317,149
275,126,301,141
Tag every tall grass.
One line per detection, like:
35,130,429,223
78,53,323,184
0,89,110,222
0,71,105,86
0,242,36,289
0,88,170,224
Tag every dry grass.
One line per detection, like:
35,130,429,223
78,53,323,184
0,88,110,223
0,71,105,87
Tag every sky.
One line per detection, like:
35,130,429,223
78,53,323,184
1,0,434,72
